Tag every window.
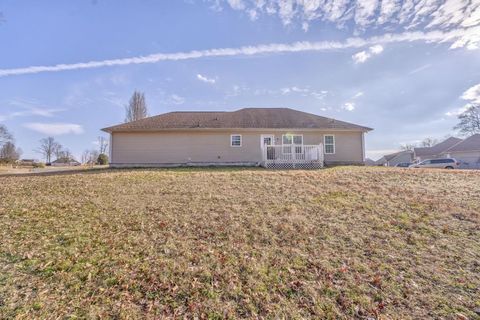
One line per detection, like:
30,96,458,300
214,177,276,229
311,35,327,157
282,134,302,154
282,135,292,145
324,135,335,154
230,134,242,147
432,159,453,164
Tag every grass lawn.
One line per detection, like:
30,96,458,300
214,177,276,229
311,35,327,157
0,167,479,319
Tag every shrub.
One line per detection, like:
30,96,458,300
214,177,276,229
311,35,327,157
33,162,46,168
97,154,109,165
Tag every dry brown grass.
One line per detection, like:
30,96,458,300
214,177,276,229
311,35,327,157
0,167,479,319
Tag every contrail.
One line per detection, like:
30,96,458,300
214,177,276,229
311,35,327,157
0,27,477,77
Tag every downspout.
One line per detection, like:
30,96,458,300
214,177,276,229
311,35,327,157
109,133,113,165
361,132,366,164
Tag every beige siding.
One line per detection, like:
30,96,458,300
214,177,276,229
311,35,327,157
387,153,414,166
442,151,480,169
111,130,365,165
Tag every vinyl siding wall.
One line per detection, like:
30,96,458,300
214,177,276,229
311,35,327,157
386,153,414,167
442,151,480,169
110,130,365,166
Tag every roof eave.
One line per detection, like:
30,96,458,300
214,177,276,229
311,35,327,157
103,126,373,133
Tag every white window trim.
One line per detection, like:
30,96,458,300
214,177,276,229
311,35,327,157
230,134,242,147
282,134,303,154
282,134,303,145
324,134,335,154
260,134,275,148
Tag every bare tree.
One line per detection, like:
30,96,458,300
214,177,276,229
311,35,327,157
57,149,74,162
400,143,416,151
0,124,12,147
37,137,60,164
90,149,100,162
420,137,438,147
54,143,67,160
0,141,21,163
125,91,148,123
97,136,109,154
81,149,99,165
81,150,91,165
454,104,480,136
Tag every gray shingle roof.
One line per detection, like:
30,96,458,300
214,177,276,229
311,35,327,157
444,134,480,152
102,108,373,132
414,137,463,156
383,150,412,161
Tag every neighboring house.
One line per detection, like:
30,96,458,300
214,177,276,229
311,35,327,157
413,137,462,162
51,159,81,167
102,108,372,168
16,159,37,166
376,150,414,167
441,134,480,169
364,158,376,166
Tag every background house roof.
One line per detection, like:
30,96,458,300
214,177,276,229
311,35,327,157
375,150,413,165
414,137,462,156
102,108,373,132
383,150,413,162
444,134,480,152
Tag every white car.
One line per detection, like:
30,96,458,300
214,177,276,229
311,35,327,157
409,158,459,169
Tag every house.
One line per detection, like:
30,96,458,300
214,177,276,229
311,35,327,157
102,108,372,168
413,137,462,162
51,158,81,167
364,158,376,166
441,134,480,169
376,150,414,167
413,135,480,169
16,159,38,166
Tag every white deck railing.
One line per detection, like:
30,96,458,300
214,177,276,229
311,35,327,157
262,144,324,169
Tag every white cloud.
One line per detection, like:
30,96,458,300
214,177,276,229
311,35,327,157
301,21,309,31
103,95,126,108
0,98,65,120
352,44,384,63
377,0,401,25
282,86,309,94
445,105,469,117
461,83,480,104
196,73,216,84
248,8,258,20
369,44,384,54
352,50,370,63
279,86,327,99
227,84,327,100
408,63,432,74
208,0,480,35
23,123,84,135
355,0,380,28
352,91,364,99
227,0,245,10
445,83,480,116
462,3,480,27
277,0,297,25
342,102,355,111
0,27,478,77
170,94,185,105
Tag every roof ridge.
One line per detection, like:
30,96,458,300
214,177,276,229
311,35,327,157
102,107,373,132
169,111,226,114
444,134,480,152
443,139,465,152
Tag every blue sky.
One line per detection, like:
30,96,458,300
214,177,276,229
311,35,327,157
0,0,479,160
